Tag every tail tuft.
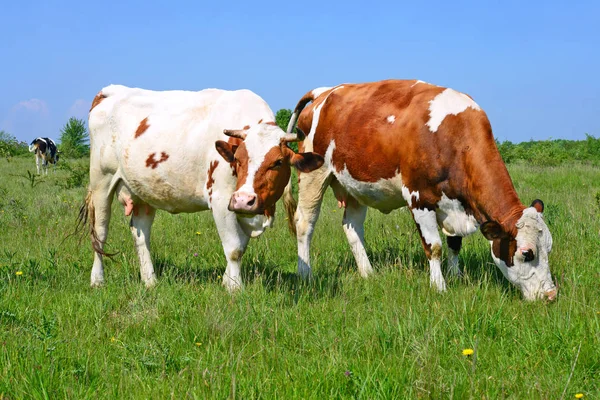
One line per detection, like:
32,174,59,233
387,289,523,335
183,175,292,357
283,180,297,236
75,190,116,257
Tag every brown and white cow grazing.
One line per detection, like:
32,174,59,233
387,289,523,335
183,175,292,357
226,79,557,301
83,84,321,290
29,137,59,174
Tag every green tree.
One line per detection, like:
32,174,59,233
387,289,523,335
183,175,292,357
275,109,298,151
0,130,28,159
59,117,89,158
275,109,293,132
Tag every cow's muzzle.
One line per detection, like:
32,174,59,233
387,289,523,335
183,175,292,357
544,288,557,302
228,192,261,214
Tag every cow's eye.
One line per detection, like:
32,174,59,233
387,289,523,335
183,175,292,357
271,159,283,169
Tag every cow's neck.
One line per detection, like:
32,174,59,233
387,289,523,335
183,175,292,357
467,158,525,237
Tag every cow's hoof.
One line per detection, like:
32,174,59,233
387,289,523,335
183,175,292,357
297,265,313,280
143,276,158,288
223,275,242,292
430,280,447,292
358,265,374,278
90,279,105,288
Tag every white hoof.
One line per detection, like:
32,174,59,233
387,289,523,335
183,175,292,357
358,264,373,278
143,276,158,288
223,274,242,292
90,277,105,288
430,278,447,292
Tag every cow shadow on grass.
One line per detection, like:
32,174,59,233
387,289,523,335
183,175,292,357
153,255,345,302
361,241,520,298
153,242,519,301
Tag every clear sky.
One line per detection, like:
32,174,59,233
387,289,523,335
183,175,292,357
1,0,598,144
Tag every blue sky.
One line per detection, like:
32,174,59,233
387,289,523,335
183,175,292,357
1,0,598,144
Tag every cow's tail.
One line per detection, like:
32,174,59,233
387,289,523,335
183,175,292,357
286,90,318,134
283,180,297,236
283,89,320,236
28,143,36,152
75,189,115,257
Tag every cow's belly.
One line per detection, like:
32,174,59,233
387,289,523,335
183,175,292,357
333,167,407,214
129,178,207,213
118,169,208,214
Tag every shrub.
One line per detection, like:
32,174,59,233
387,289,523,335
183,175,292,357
59,118,89,158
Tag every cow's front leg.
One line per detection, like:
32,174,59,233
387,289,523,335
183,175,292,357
411,207,446,292
446,236,463,277
130,205,157,287
342,196,373,277
213,208,250,291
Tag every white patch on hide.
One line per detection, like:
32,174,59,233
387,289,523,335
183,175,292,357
387,115,396,124
436,193,479,236
412,208,439,246
236,123,286,195
426,88,481,133
304,85,345,152
401,186,420,207
311,87,332,98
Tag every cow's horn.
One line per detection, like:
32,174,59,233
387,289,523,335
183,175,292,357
282,127,306,143
223,129,247,140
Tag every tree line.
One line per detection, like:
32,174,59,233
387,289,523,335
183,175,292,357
1,110,598,166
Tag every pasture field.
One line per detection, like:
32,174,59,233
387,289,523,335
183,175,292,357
0,155,599,399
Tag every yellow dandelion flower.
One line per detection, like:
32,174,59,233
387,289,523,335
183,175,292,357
217,275,222,280
15,271,23,276
111,337,116,343
195,342,202,347
196,231,202,235
462,348,474,356
575,394,584,399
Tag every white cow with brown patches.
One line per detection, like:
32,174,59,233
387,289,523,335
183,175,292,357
83,84,321,290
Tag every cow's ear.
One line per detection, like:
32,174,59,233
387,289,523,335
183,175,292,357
531,199,544,213
481,221,507,240
290,152,324,173
215,140,235,163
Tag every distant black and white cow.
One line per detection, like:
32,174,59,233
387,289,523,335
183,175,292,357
29,137,59,174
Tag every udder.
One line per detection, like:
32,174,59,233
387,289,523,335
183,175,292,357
116,182,151,217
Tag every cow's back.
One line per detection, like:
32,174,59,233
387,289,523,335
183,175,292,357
297,79,505,214
88,85,274,213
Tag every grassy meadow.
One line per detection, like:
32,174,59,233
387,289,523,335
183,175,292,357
0,155,599,399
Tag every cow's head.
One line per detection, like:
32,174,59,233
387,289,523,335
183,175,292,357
481,199,556,301
215,122,324,215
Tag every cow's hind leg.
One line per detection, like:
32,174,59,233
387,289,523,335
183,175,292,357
342,196,373,277
446,236,463,277
130,205,157,287
295,168,331,279
35,154,40,174
411,207,446,292
213,208,250,291
88,182,114,287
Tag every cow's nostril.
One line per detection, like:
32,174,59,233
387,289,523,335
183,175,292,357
247,197,256,207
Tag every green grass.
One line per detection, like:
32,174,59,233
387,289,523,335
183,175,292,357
0,156,599,399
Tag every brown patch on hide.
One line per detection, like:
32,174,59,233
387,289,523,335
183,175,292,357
90,92,106,112
135,118,150,138
145,152,169,169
